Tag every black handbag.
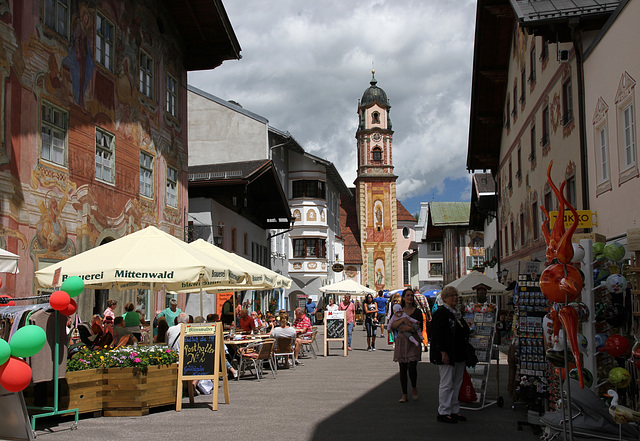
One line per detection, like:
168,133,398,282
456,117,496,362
465,342,478,367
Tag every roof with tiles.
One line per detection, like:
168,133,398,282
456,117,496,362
397,201,416,223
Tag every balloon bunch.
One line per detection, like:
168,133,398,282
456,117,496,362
49,276,85,315
0,276,84,392
539,161,586,389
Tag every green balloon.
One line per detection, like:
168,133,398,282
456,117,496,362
61,276,85,297
10,325,46,358
603,242,625,262
593,242,605,260
0,338,10,365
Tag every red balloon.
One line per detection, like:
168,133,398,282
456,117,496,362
601,334,630,357
0,356,32,392
60,298,77,316
540,264,583,303
0,295,14,307
49,290,70,311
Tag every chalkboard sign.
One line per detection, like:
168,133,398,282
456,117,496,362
323,311,347,357
182,334,216,376
326,314,344,339
175,323,229,411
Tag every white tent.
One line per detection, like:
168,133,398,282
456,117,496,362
445,270,506,294
0,248,19,274
319,279,376,295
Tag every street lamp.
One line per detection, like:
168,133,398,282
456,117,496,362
497,268,509,283
213,222,224,247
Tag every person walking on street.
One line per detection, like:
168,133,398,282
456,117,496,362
390,288,423,403
374,290,388,338
363,293,378,351
430,286,470,424
338,294,355,350
305,297,317,326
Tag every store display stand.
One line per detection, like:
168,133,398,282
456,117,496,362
462,309,502,410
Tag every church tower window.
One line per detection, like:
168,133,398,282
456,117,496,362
372,147,382,161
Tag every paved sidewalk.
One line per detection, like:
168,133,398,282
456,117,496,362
32,327,537,441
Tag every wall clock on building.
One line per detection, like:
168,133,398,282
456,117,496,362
372,133,381,142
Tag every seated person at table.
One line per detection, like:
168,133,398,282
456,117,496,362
293,308,312,334
123,302,141,341
206,313,220,323
251,311,264,330
154,317,169,343
238,309,256,334
270,316,302,366
112,317,137,346
264,313,276,334
166,313,189,351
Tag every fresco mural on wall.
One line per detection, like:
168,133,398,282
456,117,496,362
0,0,188,302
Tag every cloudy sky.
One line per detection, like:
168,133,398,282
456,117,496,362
188,0,478,216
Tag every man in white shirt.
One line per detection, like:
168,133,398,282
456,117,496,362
270,316,302,366
166,312,189,351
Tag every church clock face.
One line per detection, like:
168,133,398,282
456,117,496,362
372,133,381,142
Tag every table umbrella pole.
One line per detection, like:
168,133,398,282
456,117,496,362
150,282,155,341
199,284,204,318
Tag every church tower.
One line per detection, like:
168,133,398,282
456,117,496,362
354,71,398,291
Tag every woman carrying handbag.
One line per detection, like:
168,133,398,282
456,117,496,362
430,286,471,424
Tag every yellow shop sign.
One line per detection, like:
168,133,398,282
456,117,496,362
549,210,593,228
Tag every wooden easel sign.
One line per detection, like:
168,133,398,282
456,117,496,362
175,322,229,411
324,310,347,357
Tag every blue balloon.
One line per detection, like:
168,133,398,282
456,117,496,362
595,333,608,350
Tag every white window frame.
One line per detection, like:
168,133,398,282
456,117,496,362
617,97,639,184
44,0,69,38
40,101,67,167
140,151,154,199
139,51,154,99
96,11,114,71
594,120,612,196
166,165,178,208
166,74,178,118
95,127,115,184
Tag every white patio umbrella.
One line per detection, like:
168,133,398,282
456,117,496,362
172,239,292,316
34,226,252,331
445,270,506,294
0,248,19,274
319,279,376,296
34,226,250,291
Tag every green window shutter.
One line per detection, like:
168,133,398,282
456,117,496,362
466,256,473,269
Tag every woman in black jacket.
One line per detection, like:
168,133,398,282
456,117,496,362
430,286,470,424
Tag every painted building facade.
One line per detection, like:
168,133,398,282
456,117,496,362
583,0,640,245
0,0,239,319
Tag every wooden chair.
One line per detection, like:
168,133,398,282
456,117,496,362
238,340,276,381
273,336,295,371
300,329,318,359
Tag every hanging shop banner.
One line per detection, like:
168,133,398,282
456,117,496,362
549,210,593,228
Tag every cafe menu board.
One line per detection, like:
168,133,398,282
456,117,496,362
175,323,229,411
324,310,347,357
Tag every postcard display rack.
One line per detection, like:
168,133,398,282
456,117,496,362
463,307,502,409
513,273,550,416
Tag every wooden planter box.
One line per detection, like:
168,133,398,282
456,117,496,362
23,369,104,415
102,364,177,417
